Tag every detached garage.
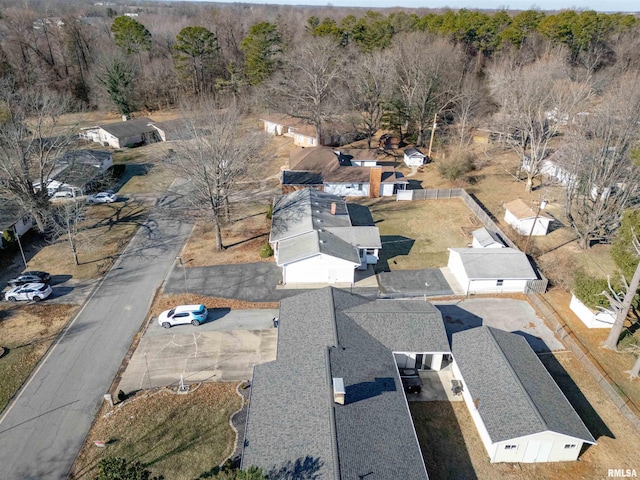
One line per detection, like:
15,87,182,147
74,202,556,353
452,326,595,463
447,248,538,294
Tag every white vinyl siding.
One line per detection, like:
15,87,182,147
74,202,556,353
282,254,356,284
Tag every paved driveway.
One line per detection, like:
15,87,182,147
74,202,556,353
117,309,279,395
378,268,453,297
164,263,377,302
434,298,565,352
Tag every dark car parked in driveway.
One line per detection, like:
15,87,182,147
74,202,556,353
399,368,423,394
7,271,51,287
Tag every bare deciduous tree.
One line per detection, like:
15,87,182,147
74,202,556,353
169,102,269,251
559,72,640,249
488,49,592,192
0,82,77,232
348,48,393,148
265,36,346,144
50,198,87,266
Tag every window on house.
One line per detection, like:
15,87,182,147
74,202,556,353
496,279,504,286
564,444,577,449
357,184,363,191
504,445,517,450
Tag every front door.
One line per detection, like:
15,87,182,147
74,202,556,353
415,354,424,369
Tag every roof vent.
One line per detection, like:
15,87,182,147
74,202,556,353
333,378,345,405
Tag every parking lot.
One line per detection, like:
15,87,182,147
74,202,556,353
116,309,279,395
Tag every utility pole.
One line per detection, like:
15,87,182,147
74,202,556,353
427,113,437,159
13,226,27,268
524,198,547,255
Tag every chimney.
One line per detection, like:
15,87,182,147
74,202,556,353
330,202,337,215
333,378,345,405
369,166,382,198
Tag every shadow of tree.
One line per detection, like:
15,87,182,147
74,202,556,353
266,455,324,480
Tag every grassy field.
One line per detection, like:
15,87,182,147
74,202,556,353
69,383,241,480
358,197,473,271
0,304,77,412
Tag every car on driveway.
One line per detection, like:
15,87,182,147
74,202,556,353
8,271,51,287
86,192,117,204
5,283,53,302
399,367,423,394
158,304,208,328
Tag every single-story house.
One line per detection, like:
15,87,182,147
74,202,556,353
471,227,505,249
261,114,353,147
504,198,552,236
522,155,575,186
452,326,595,463
447,247,538,294
281,147,408,198
269,189,381,285
242,287,451,478
569,293,615,329
403,147,427,166
80,117,159,148
0,199,35,247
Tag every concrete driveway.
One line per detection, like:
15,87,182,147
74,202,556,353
434,298,565,352
117,309,279,395
378,268,453,297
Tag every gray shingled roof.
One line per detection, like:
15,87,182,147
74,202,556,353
242,288,443,479
97,117,156,139
270,189,351,243
60,149,112,168
325,226,382,249
0,199,26,231
281,170,323,186
472,227,505,248
452,326,595,444
276,230,361,265
450,247,537,279
404,147,426,158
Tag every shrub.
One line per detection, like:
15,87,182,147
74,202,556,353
266,204,273,220
573,272,610,310
259,243,273,258
438,153,475,181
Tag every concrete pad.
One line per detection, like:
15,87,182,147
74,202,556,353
435,298,564,352
378,268,453,297
117,309,280,394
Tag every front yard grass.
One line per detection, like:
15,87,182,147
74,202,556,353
69,383,240,480
0,304,77,412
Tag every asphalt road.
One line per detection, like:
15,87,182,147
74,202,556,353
0,217,194,480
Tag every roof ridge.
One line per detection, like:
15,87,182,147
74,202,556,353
484,327,547,430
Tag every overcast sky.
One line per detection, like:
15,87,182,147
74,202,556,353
195,0,639,13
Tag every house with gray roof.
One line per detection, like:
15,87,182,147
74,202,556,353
447,247,538,294
242,287,451,478
270,189,381,285
0,199,34,247
452,326,595,463
80,117,159,148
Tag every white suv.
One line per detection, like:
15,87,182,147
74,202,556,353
158,304,208,328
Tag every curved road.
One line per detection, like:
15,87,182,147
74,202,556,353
0,217,193,479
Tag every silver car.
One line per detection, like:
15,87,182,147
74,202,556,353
5,283,53,302
86,192,117,204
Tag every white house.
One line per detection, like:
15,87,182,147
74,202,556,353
80,117,159,148
0,199,35,246
522,156,575,186
281,147,408,198
403,147,427,166
569,293,615,329
269,189,381,285
471,227,505,249
452,326,596,463
504,198,552,236
261,114,349,147
447,247,538,294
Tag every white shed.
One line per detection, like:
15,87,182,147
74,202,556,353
447,248,538,294
471,227,505,249
504,198,552,236
403,147,427,166
452,327,595,463
569,293,615,329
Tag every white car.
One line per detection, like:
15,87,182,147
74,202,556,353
5,283,53,302
86,192,117,204
52,190,74,199
158,304,208,328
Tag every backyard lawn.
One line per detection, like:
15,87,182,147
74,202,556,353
358,197,473,271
